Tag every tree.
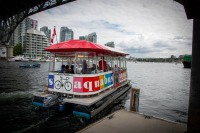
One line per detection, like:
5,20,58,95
13,43,23,56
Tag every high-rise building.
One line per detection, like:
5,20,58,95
79,32,97,43
60,27,74,42
40,26,51,42
105,41,115,48
25,18,38,31
23,28,49,59
12,17,38,46
88,32,97,43
79,36,87,40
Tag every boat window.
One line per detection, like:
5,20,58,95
75,52,97,74
105,56,112,71
120,57,125,68
55,53,76,73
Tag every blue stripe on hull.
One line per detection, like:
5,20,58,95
73,111,90,119
32,102,44,107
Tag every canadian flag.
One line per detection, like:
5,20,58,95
50,26,56,44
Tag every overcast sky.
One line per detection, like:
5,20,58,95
30,0,193,58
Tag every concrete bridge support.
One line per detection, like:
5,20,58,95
187,18,200,133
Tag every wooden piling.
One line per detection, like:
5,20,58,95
130,88,140,112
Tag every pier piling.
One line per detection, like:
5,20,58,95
187,18,200,133
130,88,140,112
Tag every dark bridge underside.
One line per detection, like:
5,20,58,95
0,0,199,45
0,0,49,21
1,0,199,21
174,0,200,19
0,0,76,45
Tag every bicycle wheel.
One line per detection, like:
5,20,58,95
64,81,72,91
55,80,62,89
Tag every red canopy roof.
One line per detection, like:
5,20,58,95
44,40,128,56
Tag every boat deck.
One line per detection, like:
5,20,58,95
62,80,130,106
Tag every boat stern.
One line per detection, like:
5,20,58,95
32,93,59,108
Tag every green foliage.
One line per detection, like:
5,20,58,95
13,43,23,56
127,57,182,62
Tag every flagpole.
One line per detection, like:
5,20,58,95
55,26,58,43
56,34,58,44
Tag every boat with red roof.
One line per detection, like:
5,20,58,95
32,39,132,119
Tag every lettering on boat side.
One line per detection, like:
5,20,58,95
48,72,114,94
48,74,54,89
73,73,113,92
51,75,74,93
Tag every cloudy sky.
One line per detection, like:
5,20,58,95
30,0,193,58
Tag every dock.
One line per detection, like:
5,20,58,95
77,109,187,133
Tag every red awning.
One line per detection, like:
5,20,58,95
44,40,128,56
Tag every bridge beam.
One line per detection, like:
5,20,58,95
0,0,76,45
0,13,26,45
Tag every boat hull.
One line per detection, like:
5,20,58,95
72,83,131,119
32,94,59,109
182,61,191,68
19,63,40,68
32,80,131,119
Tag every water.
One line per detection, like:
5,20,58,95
0,61,190,132
125,62,190,123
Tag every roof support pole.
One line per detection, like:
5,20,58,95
187,18,200,133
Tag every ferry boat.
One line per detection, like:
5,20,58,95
32,40,132,119
182,54,191,68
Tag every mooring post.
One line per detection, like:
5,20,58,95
130,88,140,112
44,84,49,93
187,18,200,133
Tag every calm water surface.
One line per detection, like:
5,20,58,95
0,61,190,132
125,62,190,123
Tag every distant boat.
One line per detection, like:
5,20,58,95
30,57,42,62
19,63,41,68
45,59,53,62
7,55,30,62
182,55,191,68
7,55,24,62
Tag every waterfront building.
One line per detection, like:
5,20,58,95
23,28,50,59
60,27,74,42
105,41,115,48
88,32,97,43
12,17,38,46
40,26,51,42
79,32,97,43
